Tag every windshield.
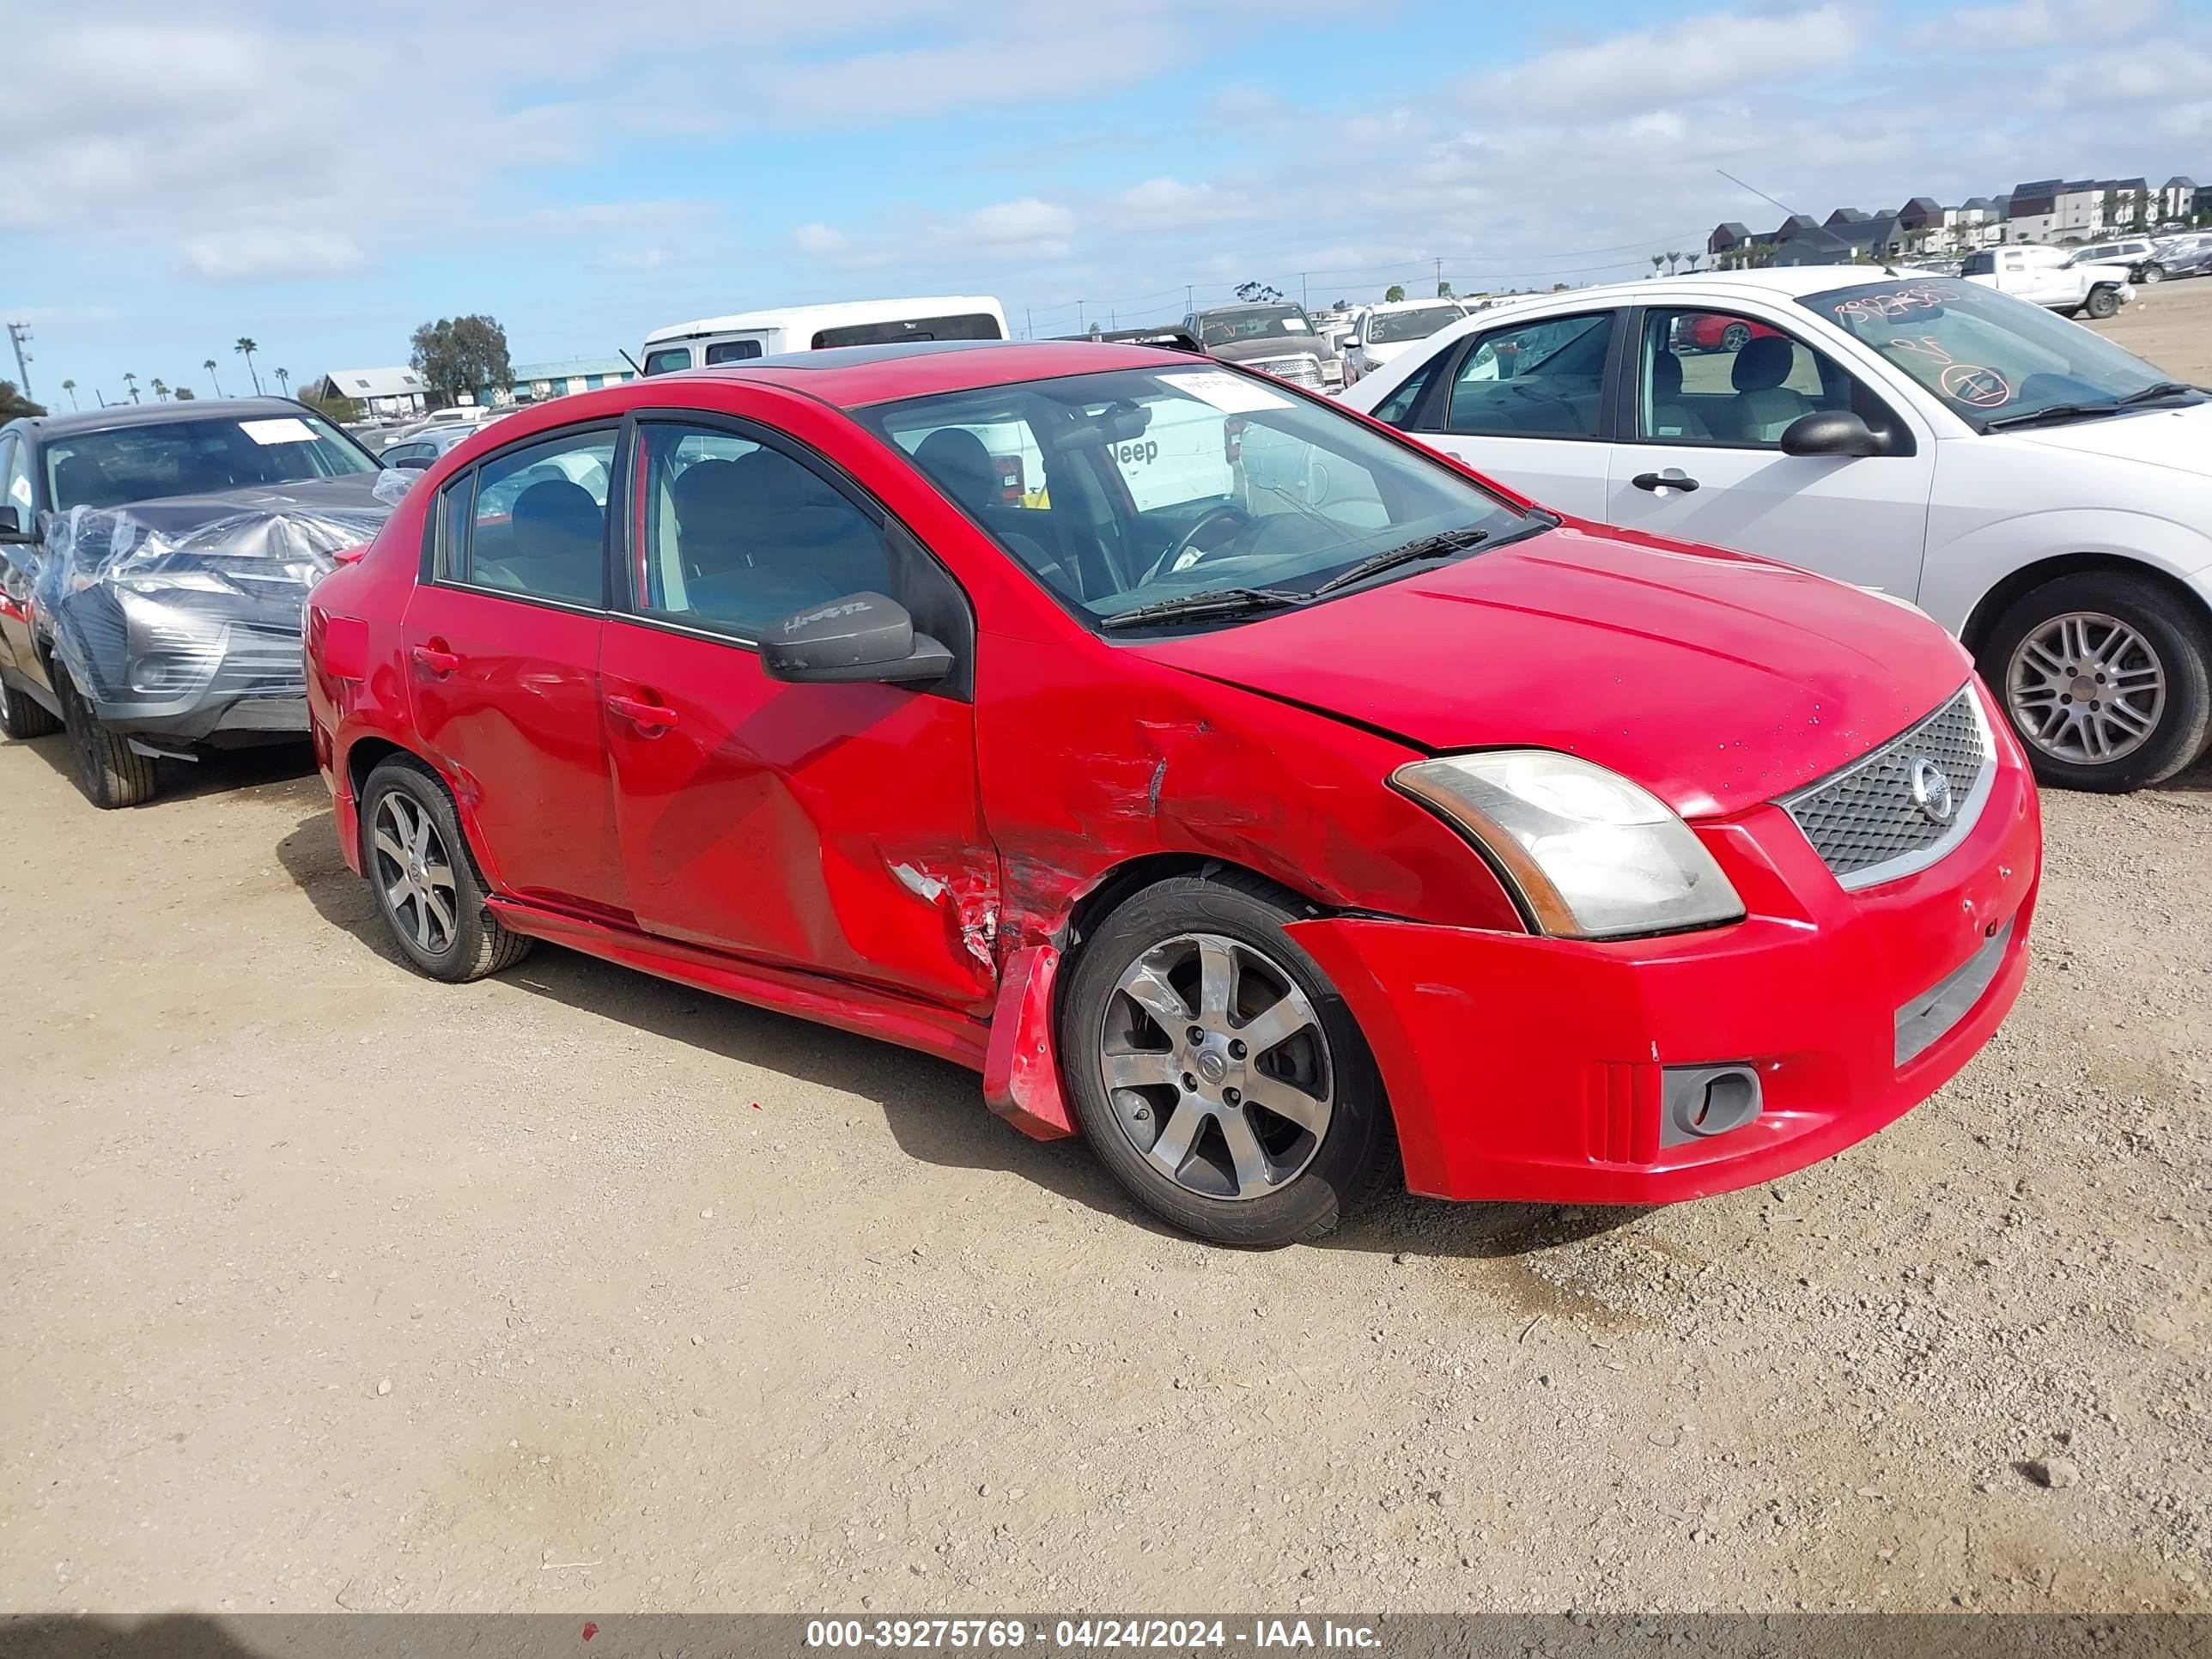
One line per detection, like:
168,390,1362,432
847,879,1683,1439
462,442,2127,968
44,414,378,512
1369,306,1463,345
1197,307,1310,347
860,364,1534,630
1799,277,2198,429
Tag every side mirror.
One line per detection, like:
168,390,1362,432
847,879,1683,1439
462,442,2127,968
0,504,32,544
1780,410,1884,458
761,591,952,686
387,454,432,471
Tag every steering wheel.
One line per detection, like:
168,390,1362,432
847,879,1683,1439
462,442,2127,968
1139,504,1254,586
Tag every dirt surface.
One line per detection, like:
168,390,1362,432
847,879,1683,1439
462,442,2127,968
6,285,2212,1617
3,721,2209,1618
2088,270,2212,379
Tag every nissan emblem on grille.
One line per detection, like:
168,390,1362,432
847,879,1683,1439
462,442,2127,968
1909,757,1956,824
1778,688,1992,888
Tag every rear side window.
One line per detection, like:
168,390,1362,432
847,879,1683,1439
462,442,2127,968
1444,313,1614,440
811,313,1003,349
703,340,763,365
1370,348,1451,427
456,428,617,606
642,347,691,376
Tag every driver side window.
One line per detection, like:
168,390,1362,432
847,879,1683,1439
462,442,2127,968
1441,313,1614,439
1635,310,1853,447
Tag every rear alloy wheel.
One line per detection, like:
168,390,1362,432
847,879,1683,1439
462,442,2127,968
361,757,532,981
1719,321,1753,351
1062,873,1393,1246
2139,262,2165,284
0,677,61,740
55,671,157,808
2084,285,2122,319
1982,574,2212,791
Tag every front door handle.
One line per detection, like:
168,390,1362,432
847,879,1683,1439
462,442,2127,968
410,643,461,675
1631,469,1699,494
606,692,679,732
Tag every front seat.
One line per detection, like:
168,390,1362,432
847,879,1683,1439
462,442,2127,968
913,428,1000,516
502,478,603,603
1726,335,1813,444
1647,349,1711,441
910,427,1068,591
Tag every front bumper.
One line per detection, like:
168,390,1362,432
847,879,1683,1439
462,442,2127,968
1287,736,2040,1206
52,586,312,743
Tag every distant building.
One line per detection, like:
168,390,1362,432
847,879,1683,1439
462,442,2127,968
1707,221,1755,258
300,367,428,421
2164,176,2199,220
2005,179,2103,242
477,356,637,408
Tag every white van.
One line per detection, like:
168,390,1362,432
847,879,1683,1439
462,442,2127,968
639,296,1009,376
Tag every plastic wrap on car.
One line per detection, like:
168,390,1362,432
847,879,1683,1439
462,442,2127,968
33,495,392,725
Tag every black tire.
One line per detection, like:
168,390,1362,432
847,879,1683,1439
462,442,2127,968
1060,870,1395,1247
2139,262,2165,285
359,755,532,981
2084,285,2122,319
1978,571,2212,792
0,675,61,740
1719,321,1753,351
55,670,158,808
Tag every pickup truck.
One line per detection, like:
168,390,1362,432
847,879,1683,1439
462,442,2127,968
1961,246,2135,319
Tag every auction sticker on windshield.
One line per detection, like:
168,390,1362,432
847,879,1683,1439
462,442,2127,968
240,417,318,446
1161,369,1293,415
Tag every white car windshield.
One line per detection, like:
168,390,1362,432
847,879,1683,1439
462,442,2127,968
863,364,1537,629
45,414,379,511
1800,277,2201,430
1368,306,1463,344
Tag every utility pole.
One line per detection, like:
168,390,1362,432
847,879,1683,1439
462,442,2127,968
1186,284,1193,312
1433,258,1443,296
5,322,32,400
1300,273,1309,308
1024,307,1032,341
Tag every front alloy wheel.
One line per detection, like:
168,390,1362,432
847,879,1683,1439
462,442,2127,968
1061,872,1394,1246
1981,573,2212,791
1102,933,1333,1202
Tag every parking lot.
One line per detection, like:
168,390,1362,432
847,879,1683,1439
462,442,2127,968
3,283,2210,1619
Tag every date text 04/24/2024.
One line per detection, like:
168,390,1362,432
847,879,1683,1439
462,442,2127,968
804,1620,1382,1650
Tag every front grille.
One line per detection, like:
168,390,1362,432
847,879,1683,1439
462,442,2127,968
1778,686,1992,890
1247,354,1323,387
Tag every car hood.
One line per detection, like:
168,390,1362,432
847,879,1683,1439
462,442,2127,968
1207,336,1324,364
1997,398,2212,477
1128,522,1973,819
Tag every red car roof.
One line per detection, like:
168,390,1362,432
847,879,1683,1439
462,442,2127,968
645,340,1193,410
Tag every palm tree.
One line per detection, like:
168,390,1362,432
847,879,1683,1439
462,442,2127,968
204,358,223,397
150,378,169,401
274,368,290,397
123,373,140,404
1650,254,1664,277
234,337,263,395
1664,249,1682,275
1685,253,1702,273
60,379,78,410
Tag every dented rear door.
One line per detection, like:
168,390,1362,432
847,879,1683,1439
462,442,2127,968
598,415,995,1012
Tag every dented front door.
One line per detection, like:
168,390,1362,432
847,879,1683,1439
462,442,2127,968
598,616,995,1013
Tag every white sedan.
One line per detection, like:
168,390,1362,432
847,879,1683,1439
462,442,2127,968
1340,266,2212,792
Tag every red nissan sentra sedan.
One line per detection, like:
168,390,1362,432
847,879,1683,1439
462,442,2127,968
305,340,2039,1246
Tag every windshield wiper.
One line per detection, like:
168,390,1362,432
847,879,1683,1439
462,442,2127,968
2114,380,2203,405
1097,586,1305,630
1310,526,1491,596
1982,402,2132,432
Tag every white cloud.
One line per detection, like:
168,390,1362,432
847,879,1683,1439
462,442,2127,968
1476,5,1859,114
180,229,367,283
1941,0,2160,46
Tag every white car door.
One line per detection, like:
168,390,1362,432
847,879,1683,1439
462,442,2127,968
1601,301,1936,599
1390,309,1620,520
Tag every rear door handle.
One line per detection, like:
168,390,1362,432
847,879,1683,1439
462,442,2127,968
410,644,461,675
606,692,679,732
1631,469,1699,494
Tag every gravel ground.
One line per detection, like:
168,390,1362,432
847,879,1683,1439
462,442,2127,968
3,288,2209,1618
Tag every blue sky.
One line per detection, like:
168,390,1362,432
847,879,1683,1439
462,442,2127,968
3,0,2205,408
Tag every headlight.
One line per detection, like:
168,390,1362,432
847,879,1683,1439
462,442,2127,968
1392,750,1744,939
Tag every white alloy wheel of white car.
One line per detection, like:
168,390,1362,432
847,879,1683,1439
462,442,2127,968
1339,266,2212,791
